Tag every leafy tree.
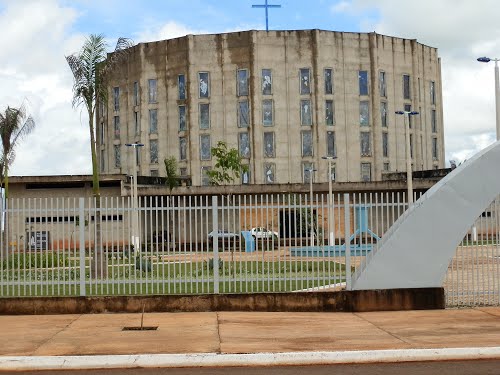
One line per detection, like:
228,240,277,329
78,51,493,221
164,156,180,193
66,33,133,198
206,141,248,185
0,104,35,198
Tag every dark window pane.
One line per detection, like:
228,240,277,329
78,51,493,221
114,116,120,139
114,145,121,168
149,109,157,134
178,75,186,100
300,68,311,94
379,71,386,97
381,102,388,127
360,132,371,156
262,69,272,95
113,87,120,111
263,100,273,126
431,109,437,132
382,132,388,157
302,131,313,156
200,134,211,160
326,100,335,126
403,74,411,100
264,132,275,158
301,100,312,125
199,103,210,129
179,137,187,161
179,105,186,131
150,140,158,164
237,69,248,96
361,163,371,181
238,100,249,127
327,131,336,157
199,72,209,98
264,163,275,184
359,71,368,95
148,79,157,103
239,133,250,158
325,68,333,94
360,101,369,126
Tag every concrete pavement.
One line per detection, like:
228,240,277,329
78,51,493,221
0,307,499,370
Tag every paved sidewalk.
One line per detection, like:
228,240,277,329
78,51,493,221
0,307,499,357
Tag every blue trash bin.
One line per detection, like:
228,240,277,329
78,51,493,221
241,231,255,252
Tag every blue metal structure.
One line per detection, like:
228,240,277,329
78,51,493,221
252,0,281,32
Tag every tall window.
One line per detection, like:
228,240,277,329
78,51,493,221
179,105,186,131
237,69,249,96
431,109,437,133
382,132,389,157
303,162,314,183
114,145,121,168
324,68,333,94
148,79,157,103
178,74,186,100
150,140,158,164
379,71,386,97
330,164,336,181
360,132,371,156
113,87,119,111
100,149,105,172
135,147,140,166
430,81,436,105
300,68,311,94
327,131,336,157
200,134,211,160
199,103,210,129
264,132,275,158
238,100,249,127
381,102,388,127
179,137,187,161
263,100,273,126
134,111,140,136
262,69,272,95
360,101,369,126
359,71,368,95
239,132,250,158
432,138,438,160
361,162,371,182
199,72,209,98
133,82,139,106
100,123,105,144
201,166,211,186
241,168,250,184
149,109,157,134
403,74,411,100
301,100,312,125
383,162,390,171
264,163,275,184
301,130,313,157
113,116,120,139
326,100,335,126
410,134,414,158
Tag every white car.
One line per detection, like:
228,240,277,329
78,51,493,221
208,230,238,239
250,227,279,240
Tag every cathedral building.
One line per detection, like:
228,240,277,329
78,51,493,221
97,29,444,186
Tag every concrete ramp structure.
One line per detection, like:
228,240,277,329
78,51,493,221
352,140,500,290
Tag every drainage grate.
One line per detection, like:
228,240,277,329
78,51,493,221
122,326,158,331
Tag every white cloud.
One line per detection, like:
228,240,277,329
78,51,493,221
330,1,352,14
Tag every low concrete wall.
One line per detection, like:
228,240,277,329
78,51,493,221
0,288,444,315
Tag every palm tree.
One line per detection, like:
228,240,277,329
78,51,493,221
66,34,133,278
0,104,35,198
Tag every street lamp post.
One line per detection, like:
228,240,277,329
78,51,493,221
306,167,317,247
395,111,419,207
477,57,500,140
125,143,144,254
322,156,337,246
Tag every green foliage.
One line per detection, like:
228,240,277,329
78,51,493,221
2,252,71,269
206,141,248,185
164,156,180,193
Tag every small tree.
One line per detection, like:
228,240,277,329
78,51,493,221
206,141,248,186
164,156,180,193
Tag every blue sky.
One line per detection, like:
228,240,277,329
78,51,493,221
1,0,500,175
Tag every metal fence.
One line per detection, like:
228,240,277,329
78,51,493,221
0,193,498,307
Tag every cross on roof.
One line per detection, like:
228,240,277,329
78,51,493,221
252,0,282,32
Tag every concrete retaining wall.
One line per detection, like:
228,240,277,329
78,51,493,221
0,288,444,315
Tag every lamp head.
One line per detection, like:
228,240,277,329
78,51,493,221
477,57,491,63
395,111,404,115
409,111,419,116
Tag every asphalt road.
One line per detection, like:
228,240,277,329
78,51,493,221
3,360,500,375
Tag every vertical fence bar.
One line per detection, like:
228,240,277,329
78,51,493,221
79,198,86,297
212,196,219,294
344,193,351,290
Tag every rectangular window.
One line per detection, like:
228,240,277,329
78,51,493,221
430,81,436,105
327,131,336,157
100,123,105,144
330,164,336,181
326,100,335,126
262,99,273,126
403,74,411,100
148,79,157,103
201,166,211,186
133,82,139,106
264,163,275,184
241,169,250,184
381,101,388,127
303,162,314,183
99,101,105,117
238,100,249,127
301,99,312,126
199,103,210,129
179,137,187,161
134,111,140,136
410,134,414,158
113,87,120,111
100,149,105,172
359,70,368,96
361,162,371,182
360,101,369,126
149,109,158,134
239,132,250,158
150,169,158,177
379,71,386,97
404,104,412,128
431,109,437,133
113,116,120,139
325,68,333,94
382,132,389,158
237,69,249,96
178,74,186,100
179,105,186,131
264,132,275,158
136,147,140,166
180,168,187,176
114,145,121,168
150,139,158,164
262,69,272,95
199,72,209,98
432,138,438,160
200,134,211,160
360,132,371,156
383,162,390,171
301,130,313,157
300,68,311,95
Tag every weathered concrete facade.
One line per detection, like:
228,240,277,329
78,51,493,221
99,30,445,186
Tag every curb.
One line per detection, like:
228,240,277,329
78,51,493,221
1,347,500,371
